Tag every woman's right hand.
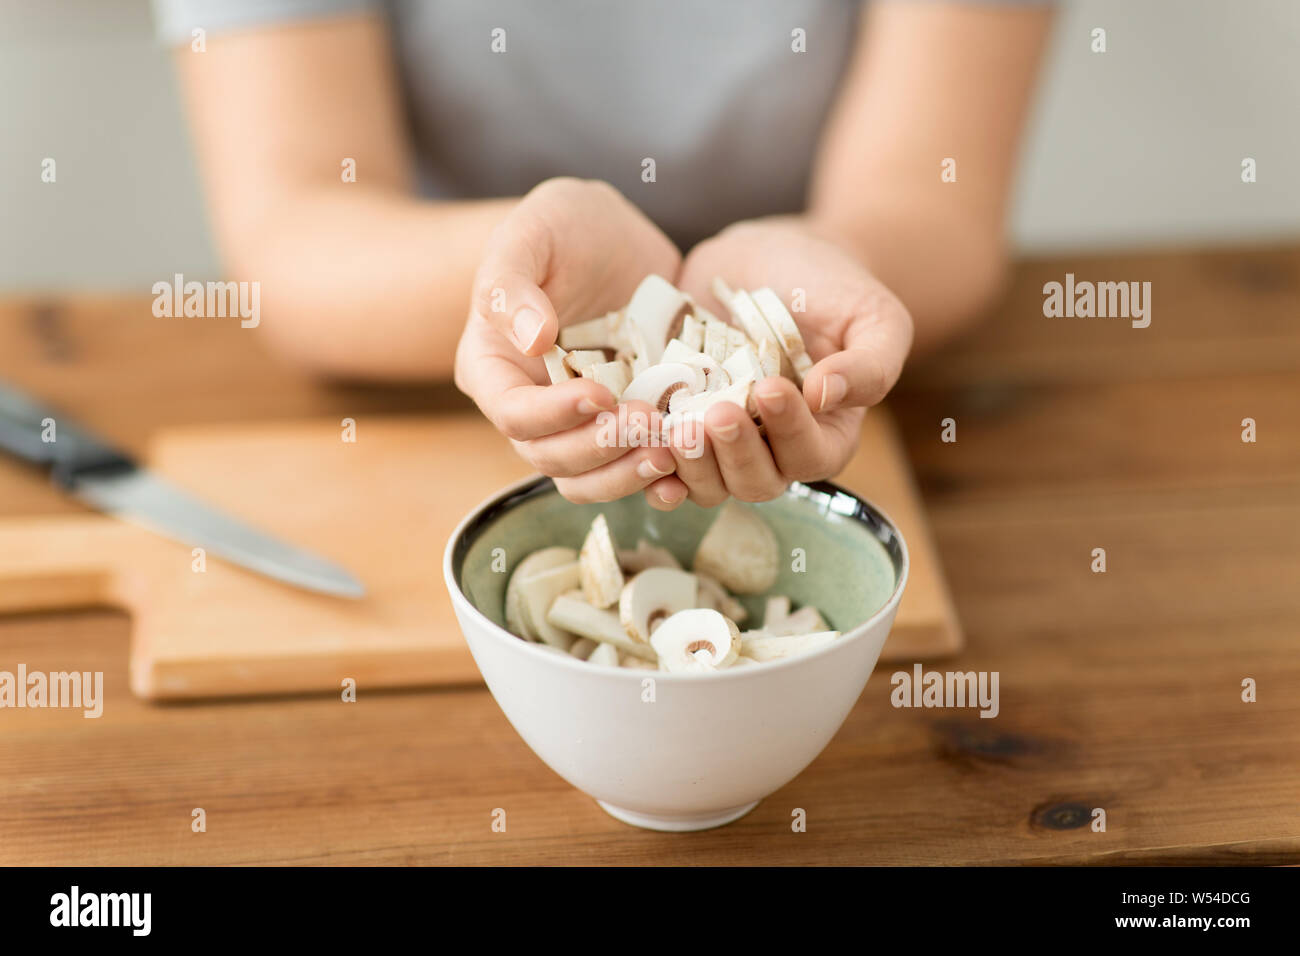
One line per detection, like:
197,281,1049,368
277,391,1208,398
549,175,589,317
454,178,690,505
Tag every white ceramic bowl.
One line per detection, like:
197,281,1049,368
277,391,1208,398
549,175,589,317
443,476,908,831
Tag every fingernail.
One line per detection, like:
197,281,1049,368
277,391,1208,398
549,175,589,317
637,457,672,480
818,373,847,412
709,420,739,442
672,424,700,452
657,485,686,506
578,395,613,415
513,308,545,352
757,386,786,415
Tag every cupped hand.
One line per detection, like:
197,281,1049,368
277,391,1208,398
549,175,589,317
455,177,689,504
646,217,914,507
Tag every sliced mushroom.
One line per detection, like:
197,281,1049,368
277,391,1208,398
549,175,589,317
568,637,597,660
504,546,578,641
763,595,791,630
543,346,575,385
660,338,698,364
765,605,829,637
665,372,730,412
702,317,730,364
722,343,763,389
564,349,610,374
625,324,653,376
667,374,736,414
666,390,689,416
694,500,779,594
724,325,748,358
650,608,741,673
619,653,658,670
752,288,813,383
663,380,753,423
618,567,699,644
616,540,682,574
757,337,782,379
712,279,793,379
579,513,624,608
546,592,658,661
587,642,620,667
739,630,840,662
696,572,749,625
625,274,691,366
678,313,704,351
621,362,706,413
662,339,729,391
559,311,621,351
517,562,581,649
689,300,724,326
580,360,632,400
609,312,636,354
729,655,758,668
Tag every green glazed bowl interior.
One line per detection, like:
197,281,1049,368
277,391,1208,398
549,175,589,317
453,478,904,636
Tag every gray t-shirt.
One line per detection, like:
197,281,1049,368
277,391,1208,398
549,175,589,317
155,1,1039,247
155,0,860,246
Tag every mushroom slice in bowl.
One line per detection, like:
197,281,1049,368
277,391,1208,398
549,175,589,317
693,500,779,594
504,546,578,641
579,514,624,609
618,567,698,644
651,608,741,673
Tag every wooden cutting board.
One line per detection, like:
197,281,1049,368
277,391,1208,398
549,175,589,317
0,411,961,699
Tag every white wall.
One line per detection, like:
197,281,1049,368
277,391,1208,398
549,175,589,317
1012,0,1300,250
0,0,215,290
1,0,1297,291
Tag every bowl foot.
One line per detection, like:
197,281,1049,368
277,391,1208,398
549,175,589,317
596,799,759,832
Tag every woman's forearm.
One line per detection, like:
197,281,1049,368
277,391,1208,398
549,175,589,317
807,1,1052,355
805,200,1008,356
172,14,517,380
229,189,515,380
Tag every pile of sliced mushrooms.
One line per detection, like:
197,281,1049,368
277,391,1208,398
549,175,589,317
504,502,840,674
543,274,814,426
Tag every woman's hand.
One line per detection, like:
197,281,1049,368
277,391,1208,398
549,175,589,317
647,217,914,507
455,178,689,504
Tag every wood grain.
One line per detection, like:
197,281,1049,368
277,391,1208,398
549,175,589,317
1,244,1298,864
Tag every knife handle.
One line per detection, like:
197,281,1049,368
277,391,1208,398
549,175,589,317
0,382,136,488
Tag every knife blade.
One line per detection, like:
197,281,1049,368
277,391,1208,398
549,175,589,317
0,381,365,599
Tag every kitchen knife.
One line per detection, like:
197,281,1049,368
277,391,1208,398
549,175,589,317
0,382,365,598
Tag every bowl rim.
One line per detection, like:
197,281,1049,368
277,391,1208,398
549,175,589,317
442,475,910,682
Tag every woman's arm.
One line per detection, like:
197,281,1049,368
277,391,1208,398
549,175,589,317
809,0,1054,353
174,13,514,379
658,2,1054,507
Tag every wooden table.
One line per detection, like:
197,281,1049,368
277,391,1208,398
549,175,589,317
1,246,1297,865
